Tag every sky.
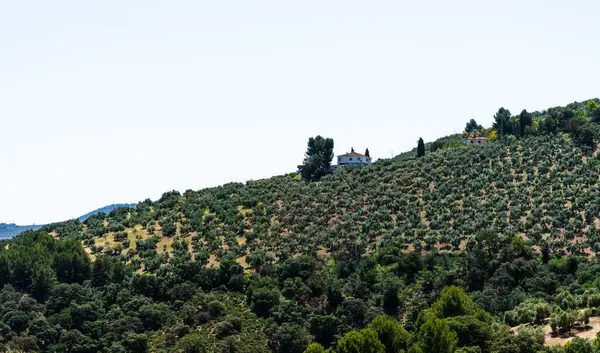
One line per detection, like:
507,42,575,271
1,0,599,225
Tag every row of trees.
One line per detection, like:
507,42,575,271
416,99,600,159
486,99,599,147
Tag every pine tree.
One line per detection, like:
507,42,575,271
300,136,335,181
518,110,533,136
493,108,512,138
465,119,481,134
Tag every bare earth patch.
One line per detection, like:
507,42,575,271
156,236,173,254
236,236,246,246
84,246,96,261
543,317,600,346
208,254,220,268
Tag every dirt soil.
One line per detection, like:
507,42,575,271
543,316,600,346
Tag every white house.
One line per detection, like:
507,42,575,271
297,148,372,174
463,136,488,145
337,149,372,167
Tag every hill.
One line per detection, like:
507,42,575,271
3,99,600,352
0,223,42,239
73,133,600,264
0,203,135,239
77,203,137,222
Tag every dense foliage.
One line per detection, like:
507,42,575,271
2,99,600,352
491,99,600,147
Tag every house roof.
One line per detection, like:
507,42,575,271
338,152,367,158
466,136,488,140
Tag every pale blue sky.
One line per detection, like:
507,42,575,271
1,1,599,225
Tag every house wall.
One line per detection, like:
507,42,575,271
463,139,487,145
338,156,371,165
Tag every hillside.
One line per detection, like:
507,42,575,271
72,134,600,265
3,100,600,352
0,203,135,239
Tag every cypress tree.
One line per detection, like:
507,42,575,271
417,138,425,158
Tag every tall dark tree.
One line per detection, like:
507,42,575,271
417,138,425,158
518,110,533,136
509,116,520,137
53,239,91,284
309,315,340,348
351,147,355,153
493,108,512,138
464,119,481,134
365,148,370,157
300,136,334,181
31,266,55,301
91,256,112,287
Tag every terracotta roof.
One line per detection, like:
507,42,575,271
338,152,367,158
467,134,488,140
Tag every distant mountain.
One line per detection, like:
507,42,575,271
77,203,137,222
0,203,136,239
0,223,43,239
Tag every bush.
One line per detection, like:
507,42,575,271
215,320,235,339
207,301,225,318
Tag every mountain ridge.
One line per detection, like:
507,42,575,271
0,203,136,239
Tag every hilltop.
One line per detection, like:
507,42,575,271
3,99,600,352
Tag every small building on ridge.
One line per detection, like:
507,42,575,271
337,148,372,167
464,136,488,145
